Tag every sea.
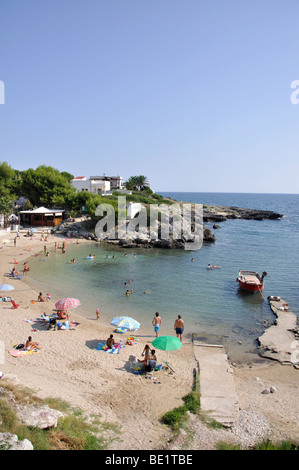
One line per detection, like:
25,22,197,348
26,192,299,362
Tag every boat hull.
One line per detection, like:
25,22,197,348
237,280,264,292
236,271,265,293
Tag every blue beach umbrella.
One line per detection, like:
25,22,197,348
0,284,15,291
111,316,141,331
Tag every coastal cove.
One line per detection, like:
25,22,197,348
25,192,299,363
1,192,299,449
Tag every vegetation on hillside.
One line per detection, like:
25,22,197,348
0,163,173,223
0,381,118,450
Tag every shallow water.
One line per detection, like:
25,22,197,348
27,192,299,362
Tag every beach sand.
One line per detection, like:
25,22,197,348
0,232,298,450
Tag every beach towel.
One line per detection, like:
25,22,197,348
24,314,56,324
96,343,125,354
9,349,40,358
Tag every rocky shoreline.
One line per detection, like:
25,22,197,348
53,204,283,249
257,297,299,367
203,205,283,222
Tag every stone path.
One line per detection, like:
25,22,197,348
193,341,239,427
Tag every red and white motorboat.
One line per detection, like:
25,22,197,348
236,270,267,293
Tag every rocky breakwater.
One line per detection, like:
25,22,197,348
54,204,282,250
105,203,216,249
203,205,283,222
257,297,299,367
54,205,216,248
52,217,98,241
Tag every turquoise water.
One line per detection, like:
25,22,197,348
27,192,299,362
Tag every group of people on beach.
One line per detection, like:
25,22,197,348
10,234,186,365
138,344,157,373
152,312,184,342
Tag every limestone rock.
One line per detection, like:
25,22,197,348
0,432,33,450
17,405,64,429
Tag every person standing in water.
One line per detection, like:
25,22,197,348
174,315,184,343
152,312,162,337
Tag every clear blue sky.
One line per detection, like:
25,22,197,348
1,0,299,193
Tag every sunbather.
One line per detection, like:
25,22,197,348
138,344,152,373
38,292,46,302
12,267,19,277
107,334,115,349
25,336,41,351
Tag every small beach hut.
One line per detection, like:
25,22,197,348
19,207,65,228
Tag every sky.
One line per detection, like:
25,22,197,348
0,0,299,193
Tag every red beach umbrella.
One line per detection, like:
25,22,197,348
55,298,80,310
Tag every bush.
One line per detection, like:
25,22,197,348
161,406,187,431
161,370,201,431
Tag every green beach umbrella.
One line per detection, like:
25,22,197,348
152,335,182,365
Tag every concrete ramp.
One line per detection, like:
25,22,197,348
193,342,239,427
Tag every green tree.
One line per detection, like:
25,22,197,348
20,166,77,208
125,175,150,191
0,161,15,198
0,196,13,227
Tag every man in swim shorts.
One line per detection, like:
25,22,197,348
152,312,162,337
174,315,184,343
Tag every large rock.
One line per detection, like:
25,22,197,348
0,432,33,450
16,405,64,429
203,205,283,222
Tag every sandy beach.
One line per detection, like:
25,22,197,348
0,231,298,450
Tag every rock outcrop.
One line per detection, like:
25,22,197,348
53,202,282,249
257,297,299,367
203,205,283,222
16,405,64,429
0,432,33,450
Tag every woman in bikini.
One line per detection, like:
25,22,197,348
138,345,152,373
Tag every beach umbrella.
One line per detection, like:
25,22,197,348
55,298,80,310
152,335,182,365
111,316,140,331
0,284,15,291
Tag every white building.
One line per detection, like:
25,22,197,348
71,176,111,195
126,202,143,220
95,175,123,190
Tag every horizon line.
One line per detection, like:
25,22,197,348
156,191,299,196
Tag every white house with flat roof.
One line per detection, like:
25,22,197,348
94,175,123,190
71,176,111,195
